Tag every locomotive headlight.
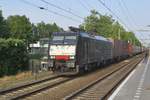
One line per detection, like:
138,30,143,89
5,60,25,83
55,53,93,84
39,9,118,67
50,56,55,59
48,61,53,67
70,56,75,59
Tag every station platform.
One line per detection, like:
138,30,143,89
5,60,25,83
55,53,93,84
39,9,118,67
108,55,150,100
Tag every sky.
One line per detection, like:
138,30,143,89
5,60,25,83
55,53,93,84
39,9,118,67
0,0,150,46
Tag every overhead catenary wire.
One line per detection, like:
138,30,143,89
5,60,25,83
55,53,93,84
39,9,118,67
117,0,135,29
20,0,82,23
42,8,82,23
78,0,90,12
117,0,146,46
40,0,84,19
120,0,138,27
78,0,89,11
118,0,145,44
21,0,39,8
84,1,94,10
60,0,79,16
97,0,131,31
78,0,101,15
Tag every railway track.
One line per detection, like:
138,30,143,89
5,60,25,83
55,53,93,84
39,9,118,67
0,54,144,100
64,55,143,100
0,74,72,100
21,54,144,100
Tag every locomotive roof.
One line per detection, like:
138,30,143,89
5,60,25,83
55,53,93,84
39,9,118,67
53,32,79,36
53,32,110,42
80,32,110,42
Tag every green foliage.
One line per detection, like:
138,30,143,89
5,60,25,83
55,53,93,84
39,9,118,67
36,22,62,38
2,12,63,42
0,10,64,76
7,15,32,39
29,54,42,59
121,32,141,46
6,15,38,48
0,10,10,38
0,38,28,76
80,10,141,46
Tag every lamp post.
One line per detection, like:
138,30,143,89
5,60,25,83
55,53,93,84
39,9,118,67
118,28,121,40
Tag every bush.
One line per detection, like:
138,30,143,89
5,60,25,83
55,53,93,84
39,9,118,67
0,38,28,77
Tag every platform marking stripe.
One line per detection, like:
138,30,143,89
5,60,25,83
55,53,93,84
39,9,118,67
108,58,145,100
135,92,140,95
137,87,142,89
108,68,136,100
133,56,150,100
136,90,142,93
134,95,140,98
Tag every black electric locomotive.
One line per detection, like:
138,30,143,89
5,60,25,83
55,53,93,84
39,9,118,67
48,32,113,74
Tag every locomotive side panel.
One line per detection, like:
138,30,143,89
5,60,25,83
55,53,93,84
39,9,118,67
76,36,88,69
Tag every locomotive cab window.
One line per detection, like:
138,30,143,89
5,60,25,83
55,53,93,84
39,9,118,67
51,33,77,44
51,36,64,44
64,36,77,44
65,36,76,40
53,36,64,41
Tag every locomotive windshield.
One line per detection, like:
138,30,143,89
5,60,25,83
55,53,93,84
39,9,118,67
64,36,76,44
51,35,77,44
65,36,76,40
53,36,64,41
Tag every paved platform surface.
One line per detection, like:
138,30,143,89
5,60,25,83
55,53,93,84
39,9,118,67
108,55,150,100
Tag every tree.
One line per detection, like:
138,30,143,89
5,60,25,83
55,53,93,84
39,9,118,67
29,24,39,43
0,10,10,38
7,15,32,44
81,10,100,33
111,21,125,39
80,10,114,37
36,22,62,38
0,38,28,76
80,10,141,46
51,23,61,32
122,32,141,46
97,14,114,37
36,22,49,38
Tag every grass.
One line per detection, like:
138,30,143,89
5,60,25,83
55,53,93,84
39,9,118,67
0,71,53,89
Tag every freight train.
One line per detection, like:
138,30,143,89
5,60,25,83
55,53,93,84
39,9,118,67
48,31,144,75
